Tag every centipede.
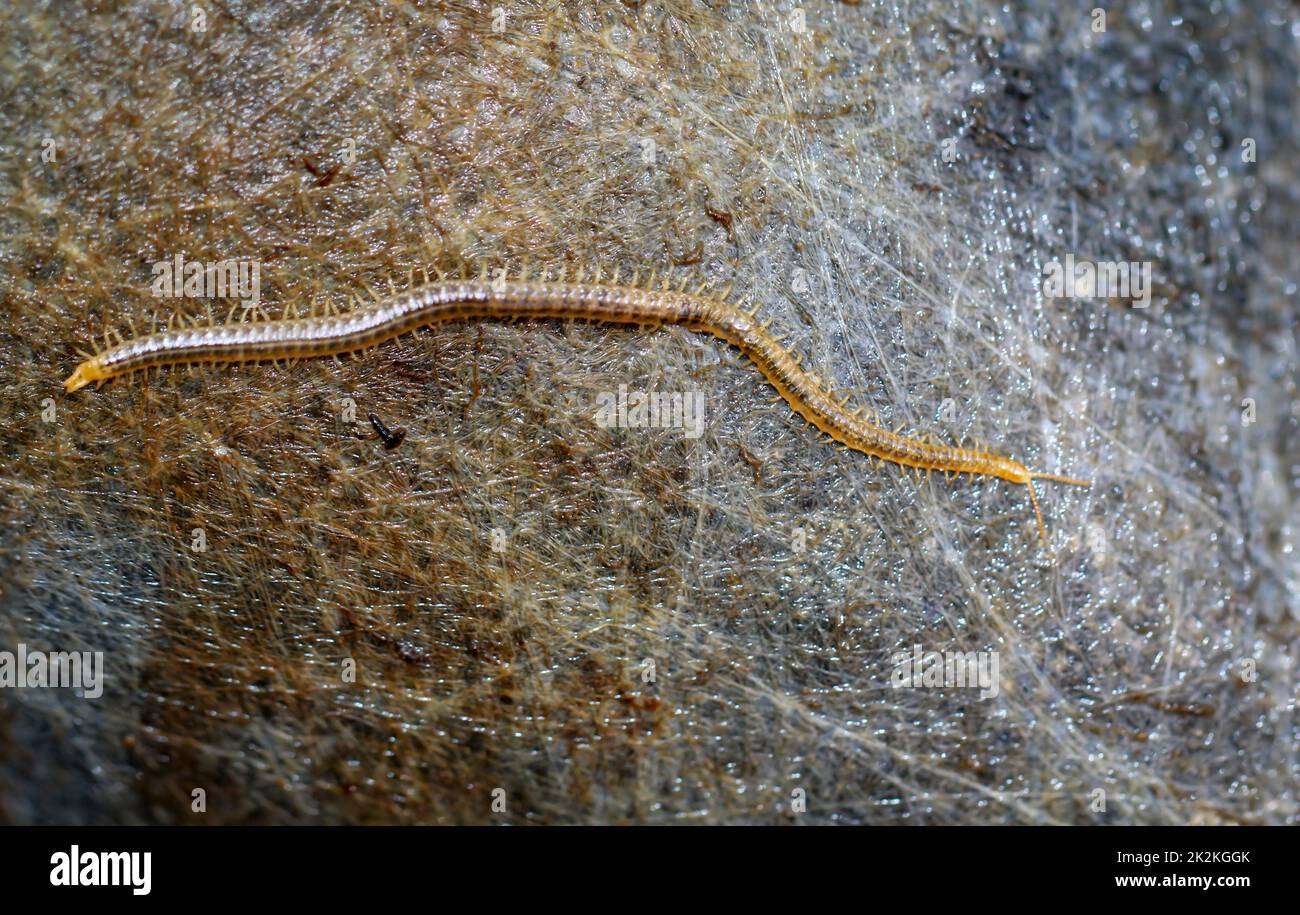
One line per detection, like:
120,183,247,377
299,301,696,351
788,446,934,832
63,265,1091,543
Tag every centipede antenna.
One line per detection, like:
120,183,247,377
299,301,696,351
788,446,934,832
1027,480,1048,546
1031,471,1093,488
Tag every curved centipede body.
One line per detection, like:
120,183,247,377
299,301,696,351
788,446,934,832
63,267,1091,542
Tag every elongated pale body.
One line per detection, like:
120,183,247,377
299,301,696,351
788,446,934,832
63,275,1089,539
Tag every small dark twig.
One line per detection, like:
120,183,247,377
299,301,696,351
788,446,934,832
369,412,407,450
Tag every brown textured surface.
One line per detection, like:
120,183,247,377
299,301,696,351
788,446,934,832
1,1,1297,824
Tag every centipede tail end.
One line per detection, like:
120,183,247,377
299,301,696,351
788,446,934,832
64,359,106,394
